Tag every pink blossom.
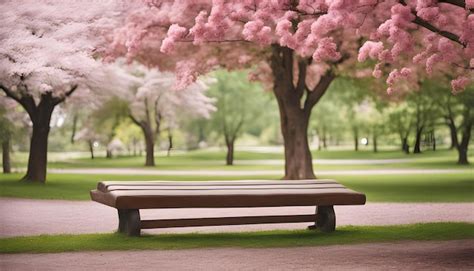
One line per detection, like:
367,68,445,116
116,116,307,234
467,0,474,9
160,24,187,53
312,37,341,62
372,63,383,78
451,76,470,93
358,41,384,62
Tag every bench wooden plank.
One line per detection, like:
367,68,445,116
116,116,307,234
103,183,346,191
97,180,339,192
91,188,365,209
140,214,317,229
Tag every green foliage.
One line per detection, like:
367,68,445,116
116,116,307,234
1,223,472,253
90,97,130,143
207,70,277,144
115,119,143,154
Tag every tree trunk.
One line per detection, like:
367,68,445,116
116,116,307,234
225,139,235,166
432,130,436,151
2,137,11,174
447,119,458,150
413,127,423,154
270,45,334,180
353,128,359,151
457,118,472,165
322,128,328,149
277,102,315,179
167,130,173,157
22,99,55,183
132,137,138,156
106,149,113,159
70,114,78,144
402,137,410,154
88,140,95,159
141,125,155,167
373,133,378,153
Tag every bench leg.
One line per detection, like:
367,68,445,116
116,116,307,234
117,209,141,236
118,209,127,233
308,205,336,233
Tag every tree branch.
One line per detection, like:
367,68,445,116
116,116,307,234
295,58,309,99
129,113,142,127
399,0,466,47
0,83,21,104
0,83,36,116
439,0,473,12
304,70,335,113
52,85,78,106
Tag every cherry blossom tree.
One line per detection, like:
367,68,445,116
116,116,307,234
109,0,473,179
121,64,215,166
0,0,129,182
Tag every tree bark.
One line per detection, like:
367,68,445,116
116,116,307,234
70,114,78,144
353,127,359,151
373,133,378,153
88,140,95,159
167,129,173,157
2,137,11,174
447,118,459,150
457,112,472,165
106,149,113,159
142,124,155,167
270,45,335,180
225,139,235,166
413,127,423,154
322,128,328,149
22,97,55,183
401,137,410,154
431,130,436,151
278,105,314,179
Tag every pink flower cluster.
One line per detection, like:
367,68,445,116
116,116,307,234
113,0,472,92
161,24,187,53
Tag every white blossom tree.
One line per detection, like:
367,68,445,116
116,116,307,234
123,64,215,166
0,0,129,182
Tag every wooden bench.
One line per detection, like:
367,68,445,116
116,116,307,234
90,180,366,236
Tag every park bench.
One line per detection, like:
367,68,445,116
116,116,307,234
90,180,366,236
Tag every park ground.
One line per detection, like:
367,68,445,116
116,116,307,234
0,147,473,270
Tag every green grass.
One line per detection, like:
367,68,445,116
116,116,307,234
1,172,472,202
7,148,473,171
334,174,474,202
0,223,472,254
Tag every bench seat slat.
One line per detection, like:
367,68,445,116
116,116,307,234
97,180,338,192
91,187,366,209
104,183,346,191
140,214,317,229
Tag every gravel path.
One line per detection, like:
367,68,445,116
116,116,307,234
43,168,472,176
237,158,420,165
1,240,473,270
1,198,473,237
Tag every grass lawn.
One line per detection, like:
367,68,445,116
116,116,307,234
6,148,473,171
0,223,472,254
0,172,472,202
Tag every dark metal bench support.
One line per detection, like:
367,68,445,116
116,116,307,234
118,209,141,236
308,205,336,232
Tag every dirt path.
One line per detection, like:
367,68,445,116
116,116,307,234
1,198,473,237
1,240,472,270
40,168,472,176
237,158,420,165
